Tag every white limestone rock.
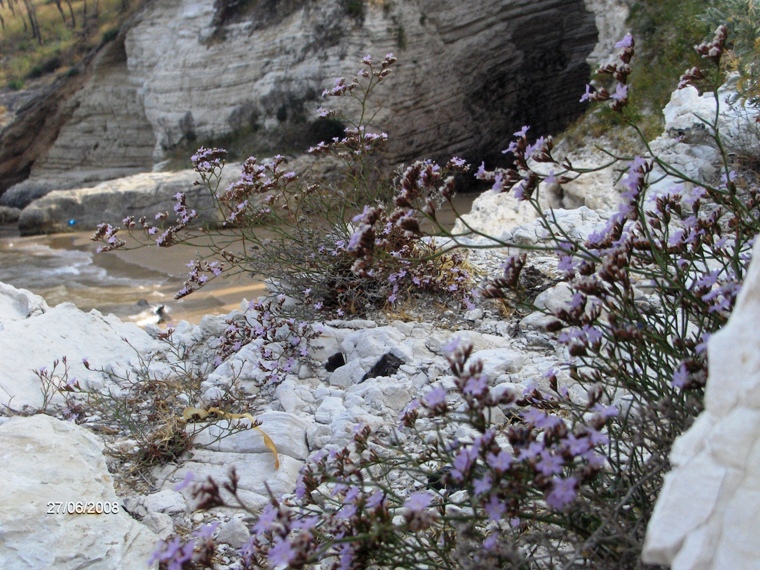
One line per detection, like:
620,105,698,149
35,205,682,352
0,414,158,570
191,411,310,460
216,516,250,549
315,396,347,425
159,449,301,506
0,281,48,321
453,190,538,240
0,282,160,410
141,489,188,516
643,236,760,569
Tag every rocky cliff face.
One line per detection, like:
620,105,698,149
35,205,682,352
0,0,615,201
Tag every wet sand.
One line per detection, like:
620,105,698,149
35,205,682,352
0,192,477,326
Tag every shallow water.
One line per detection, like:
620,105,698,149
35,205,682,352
0,227,265,325
0,193,476,326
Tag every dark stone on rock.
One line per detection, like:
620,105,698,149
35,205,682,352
360,352,404,383
325,352,345,372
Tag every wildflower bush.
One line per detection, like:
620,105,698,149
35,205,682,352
93,52,474,319
33,332,259,492
95,25,760,569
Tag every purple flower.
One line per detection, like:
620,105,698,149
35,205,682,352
672,364,689,388
611,83,628,102
483,535,499,551
149,537,194,570
193,521,219,540
423,386,447,408
518,440,545,461
564,433,591,456
513,125,530,138
268,538,295,567
546,476,578,510
442,336,461,354
463,374,488,397
558,255,576,273
475,162,489,180
615,33,633,49
337,542,354,570
583,324,603,344
473,473,493,496
487,450,513,472
291,515,319,531
592,403,619,418
522,408,562,430
586,427,609,446
580,84,594,103
366,490,385,509
452,446,478,479
404,491,433,513
491,171,504,192
174,471,195,492
484,494,506,521
584,450,607,468
696,333,711,355
536,451,564,476
253,504,279,534
696,270,720,289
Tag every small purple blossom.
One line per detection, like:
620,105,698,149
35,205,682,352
615,33,634,49
672,363,689,388
487,450,513,472
253,504,279,533
423,386,447,408
536,451,564,476
404,491,433,512
174,471,195,492
268,538,295,567
473,474,493,496
484,494,506,521
547,476,578,510
463,374,488,397
514,125,530,138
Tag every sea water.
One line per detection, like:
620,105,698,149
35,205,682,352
0,228,263,325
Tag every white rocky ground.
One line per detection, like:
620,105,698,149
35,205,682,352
0,84,758,569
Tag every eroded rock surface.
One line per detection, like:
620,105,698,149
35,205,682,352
643,237,760,569
0,414,158,569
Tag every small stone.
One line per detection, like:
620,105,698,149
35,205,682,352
315,396,346,424
361,352,404,382
216,517,250,549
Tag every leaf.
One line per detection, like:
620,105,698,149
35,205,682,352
181,406,280,469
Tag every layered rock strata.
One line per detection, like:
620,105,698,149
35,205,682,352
2,0,601,204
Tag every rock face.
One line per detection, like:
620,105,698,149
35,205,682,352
1,0,603,206
16,168,222,235
0,414,158,569
642,236,760,569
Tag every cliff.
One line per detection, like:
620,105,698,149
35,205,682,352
0,0,622,200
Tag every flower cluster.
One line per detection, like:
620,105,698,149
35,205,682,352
214,295,319,385
580,33,634,111
91,222,125,252
182,342,616,569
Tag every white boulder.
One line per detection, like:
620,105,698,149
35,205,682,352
0,414,158,569
0,281,160,410
643,236,760,569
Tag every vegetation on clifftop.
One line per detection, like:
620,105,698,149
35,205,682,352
0,0,145,90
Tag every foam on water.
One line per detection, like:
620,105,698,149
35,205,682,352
0,240,143,291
